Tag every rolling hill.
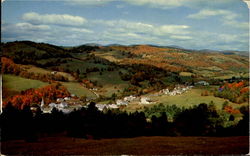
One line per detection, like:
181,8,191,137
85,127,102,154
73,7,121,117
1,41,249,108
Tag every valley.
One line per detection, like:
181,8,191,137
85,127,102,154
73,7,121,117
1,41,249,155
2,41,249,112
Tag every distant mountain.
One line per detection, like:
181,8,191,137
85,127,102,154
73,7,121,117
221,50,249,57
83,43,103,47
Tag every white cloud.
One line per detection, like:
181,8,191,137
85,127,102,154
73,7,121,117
93,19,154,32
188,9,248,29
15,22,50,30
188,9,236,19
70,28,94,33
63,0,238,10
22,12,87,26
93,19,190,37
123,0,184,9
155,25,190,35
170,35,192,40
122,0,237,10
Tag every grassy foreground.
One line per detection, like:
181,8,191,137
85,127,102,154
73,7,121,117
1,136,248,155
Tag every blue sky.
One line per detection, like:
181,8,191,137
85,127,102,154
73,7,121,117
1,0,249,51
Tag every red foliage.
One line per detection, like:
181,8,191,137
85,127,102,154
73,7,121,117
3,83,70,109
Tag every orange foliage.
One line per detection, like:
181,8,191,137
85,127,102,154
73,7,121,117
1,57,21,74
224,106,240,114
240,87,249,93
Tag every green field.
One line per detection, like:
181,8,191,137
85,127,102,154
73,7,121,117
2,74,48,92
150,88,247,109
62,82,96,98
124,87,248,112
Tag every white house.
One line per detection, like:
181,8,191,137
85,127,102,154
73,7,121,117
108,104,119,109
116,100,128,105
49,103,57,108
57,98,64,103
64,97,71,101
195,81,209,86
58,102,68,108
95,104,106,111
140,97,151,104
51,71,57,75
124,95,136,102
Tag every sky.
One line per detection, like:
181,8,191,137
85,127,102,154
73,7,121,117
1,0,249,51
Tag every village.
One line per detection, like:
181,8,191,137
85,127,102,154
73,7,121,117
37,84,198,113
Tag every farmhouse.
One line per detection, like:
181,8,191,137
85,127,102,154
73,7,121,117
96,104,107,111
195,81,209,86
64,97,71,101
51,71,57,75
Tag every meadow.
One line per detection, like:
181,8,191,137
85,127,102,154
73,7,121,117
2,74,48,92
123,87,248,112
87,71,130,97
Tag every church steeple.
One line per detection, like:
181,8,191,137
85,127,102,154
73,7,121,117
41,98,45,108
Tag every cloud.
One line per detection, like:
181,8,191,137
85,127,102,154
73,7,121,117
63,0,237,10
187,9,236,19
15,22,50,30
66,0,114,6
170,35,192,40
188,9,248,29
122,0,184,9
93,19,190,37
70,28,94,33
93,19,154,32
155,25,190,35
22,12,87,26
122,0,237,10
223,20,248,29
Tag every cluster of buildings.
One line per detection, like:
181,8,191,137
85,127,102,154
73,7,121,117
95,104,119,111
159,85,194,96
36,83,203,113
40,96,82,114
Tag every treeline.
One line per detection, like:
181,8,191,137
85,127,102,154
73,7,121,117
214,81,249,104
68,45,100,53
2,41,71,65
0,102,248,142
1,57,69,82
3,83,70,109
